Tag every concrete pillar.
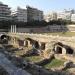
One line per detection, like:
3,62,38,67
13,38,16,44
11,25,13,33
28,41,32,47
14,25,16,33
24,40,28,47
40,42,45,50
62,48,66,55
12,25,16,33
39,42,41,49
24,41,26,46
55,45,57,52
14,25,15,33
13,25,14,33
11,25,15,33
10,37,13,44
45,43,50,51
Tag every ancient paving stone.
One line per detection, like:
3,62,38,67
0,53,31,75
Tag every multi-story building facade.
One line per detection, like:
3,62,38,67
44,11,57,22
71,14,75,22
44,9,73,22
57,9,75,21
44,14,51,22
64,9,75,14
12,7,27,22
0,2,11,21
57,12,71,21
26,6,43,22
57,11,64,20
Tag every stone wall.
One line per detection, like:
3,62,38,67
11,24,75,33
8,33,75,50
7,33,75,62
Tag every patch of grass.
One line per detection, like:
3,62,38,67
43,59,65,69
15,50,26,56
24,56,43,63
43,32,75,37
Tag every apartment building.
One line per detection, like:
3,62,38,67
12,7,27,22
0,2,11,21
71,14,75,22
44,11,57,22
26,5,43,22
57,11,71,21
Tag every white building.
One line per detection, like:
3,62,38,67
64,9,75,14
57,11,64,20
71,14,75,22
44,14,51,22
64,13,71,21
57,11,71,21
0,2,11,21
44,11,57,22
12,7,27,22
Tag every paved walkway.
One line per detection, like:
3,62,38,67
0,53,31,75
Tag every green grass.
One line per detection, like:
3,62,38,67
24,56,43,63
43,59,65,69
43,32,75,37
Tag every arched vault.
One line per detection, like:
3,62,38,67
53,42,74,54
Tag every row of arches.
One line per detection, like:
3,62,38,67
18,38,46,50
4,36,74,55
19,38,73,54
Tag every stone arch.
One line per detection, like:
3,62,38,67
26,38,39,49
63,45,73,54
56,46,62,54
26,38,33,44
54,42,63,47
40,42,46,50
0,34,9,40
34,41,39,49
53,42,74,55
24,40,28,47
18,39,24,46
0,34,10,44
53,42,63,54
54,45,62,54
